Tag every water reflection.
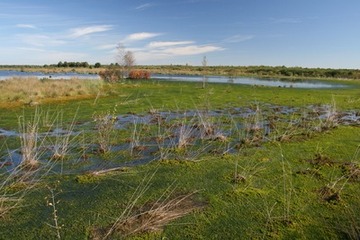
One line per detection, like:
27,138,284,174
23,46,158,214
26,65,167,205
0,70,349,89
153,74,348,89
0,70,100,80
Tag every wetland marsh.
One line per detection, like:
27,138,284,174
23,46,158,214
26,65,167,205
0,76,360,239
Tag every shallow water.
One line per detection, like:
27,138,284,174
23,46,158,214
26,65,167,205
153,74,348,89
1,104,360,174
0,70,350,89
0,70,100,80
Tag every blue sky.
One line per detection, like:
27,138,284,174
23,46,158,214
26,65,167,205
1,0,360,68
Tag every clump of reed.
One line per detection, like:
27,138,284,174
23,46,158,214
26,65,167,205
93,110,117,153
0,108,79,218
92,170,203,239
0,77,103,104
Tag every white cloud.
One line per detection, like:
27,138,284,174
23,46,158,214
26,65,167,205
135,3,153,11
134,51,169,62
126,47,146,52
20,34,67,47
127,38,224,63
159,45,224,56
16,24,37,29
147,41,194,48
224,34,254,43
17,47,45,52
124,32,161,42
70,25,113,38
97,44,117,50
133,42,225,65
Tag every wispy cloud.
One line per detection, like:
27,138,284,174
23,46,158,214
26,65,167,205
157,45,224,56
69,25,113,38
126,37,224,63
224,34,254,43
147,41,194,48
97,44,117,50
19,34,67,47
124,32,161,42
16,24,37,29
128,37,223,63
135,3,153,11
17,47,45,52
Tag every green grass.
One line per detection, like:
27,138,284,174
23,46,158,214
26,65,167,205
0,79,360,239
1,79,360,129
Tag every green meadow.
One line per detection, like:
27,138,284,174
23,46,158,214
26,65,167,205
0,77,360,239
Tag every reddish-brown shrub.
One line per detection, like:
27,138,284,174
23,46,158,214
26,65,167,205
128,70,151,79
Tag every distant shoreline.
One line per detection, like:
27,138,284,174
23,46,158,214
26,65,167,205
0,65,359,81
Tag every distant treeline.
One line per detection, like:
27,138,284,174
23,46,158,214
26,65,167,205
1,64,360,79
51,61,102,68
230,65,360,79
138,65,360,80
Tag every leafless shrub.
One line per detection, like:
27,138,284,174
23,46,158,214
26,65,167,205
196,110,216,140
93,111,117,153
129,119,145,156
177,122,194,149
18,109,45,168
48,111,80,160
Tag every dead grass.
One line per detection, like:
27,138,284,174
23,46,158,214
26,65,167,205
118,193,201,236
308,153,336,167
92,191,204,239
341,162,360,182
0,77,103,104
318,186,341,203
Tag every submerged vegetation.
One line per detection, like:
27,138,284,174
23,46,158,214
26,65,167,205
0,74,360,239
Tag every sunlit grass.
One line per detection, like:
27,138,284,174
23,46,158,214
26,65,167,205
0,77,103,104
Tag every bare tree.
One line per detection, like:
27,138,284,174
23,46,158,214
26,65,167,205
202,56,208,88
124,51,135,68
116,44,126,63
116,43,135,78
99,44,136,82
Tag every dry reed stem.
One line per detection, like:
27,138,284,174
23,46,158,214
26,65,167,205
0,109,61,217
97,169,203,239
115,192,201,237
101,190,202,239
